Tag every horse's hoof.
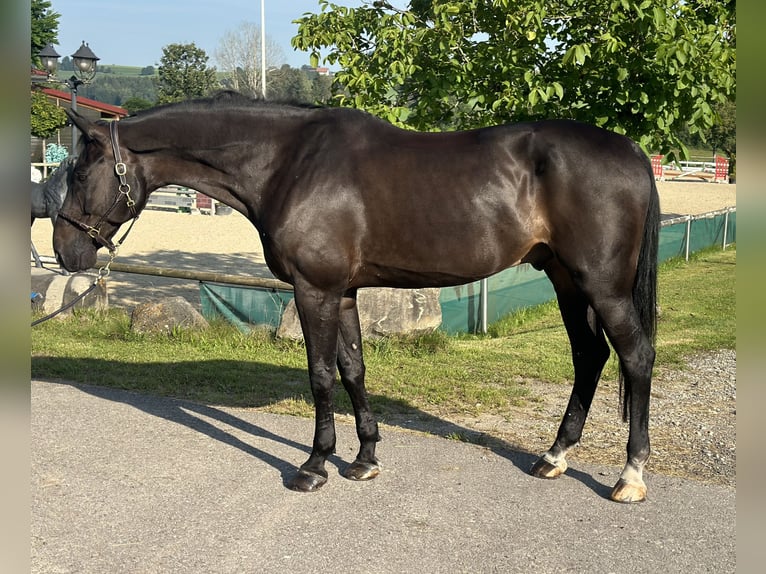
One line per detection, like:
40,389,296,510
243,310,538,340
610,478,647,503
288,469,328,492
343,460,381,481
530,457,567,479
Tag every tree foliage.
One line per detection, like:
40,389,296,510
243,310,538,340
31,0,59,66
57,56,74,71
30,90,67,139
156,43,219,104
122,97,155,115
267,65,315,102
293,0,735,156
707,98,735,174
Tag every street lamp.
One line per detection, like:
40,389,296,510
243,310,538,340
38,41,100,151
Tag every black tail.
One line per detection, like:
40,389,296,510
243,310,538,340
620,174,660,421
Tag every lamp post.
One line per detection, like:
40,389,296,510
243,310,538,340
38,41,100,152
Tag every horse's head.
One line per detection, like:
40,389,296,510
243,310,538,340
54,111,146,272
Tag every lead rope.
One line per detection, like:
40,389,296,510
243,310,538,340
32,122,137,327
31,250,119,327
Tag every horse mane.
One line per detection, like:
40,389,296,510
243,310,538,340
128,90,326,121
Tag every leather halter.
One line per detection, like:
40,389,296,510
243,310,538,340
58,121,139,253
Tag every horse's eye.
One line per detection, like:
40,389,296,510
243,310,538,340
76,170,87,182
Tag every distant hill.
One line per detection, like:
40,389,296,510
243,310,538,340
97,64,157,77
72,63,333,109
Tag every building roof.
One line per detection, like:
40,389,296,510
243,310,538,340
41,87,129,118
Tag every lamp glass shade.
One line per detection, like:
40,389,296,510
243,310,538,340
70,42,99,77
38,44,61,73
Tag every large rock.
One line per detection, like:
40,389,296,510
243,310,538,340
130,296,209,334
277,288,442,340
31,268,107,317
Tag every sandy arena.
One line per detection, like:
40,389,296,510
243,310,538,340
31,180,736,311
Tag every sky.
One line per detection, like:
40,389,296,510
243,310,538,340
50,0,373,70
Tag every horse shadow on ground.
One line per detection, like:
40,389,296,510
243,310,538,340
32,356,614,499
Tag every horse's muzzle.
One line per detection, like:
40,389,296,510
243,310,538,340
53,241,98,273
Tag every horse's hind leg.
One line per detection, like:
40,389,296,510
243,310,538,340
336,289,381,481
531,261,610,479
592,296,654,503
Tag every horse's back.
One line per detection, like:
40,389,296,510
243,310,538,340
350,119,652,281
329,115,652,214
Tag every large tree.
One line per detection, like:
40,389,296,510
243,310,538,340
31,0,65,143
156,43,219,104
293,0,735,157
215,21,285,98
708,98,735,169
31,0,60,66
267,65,315,102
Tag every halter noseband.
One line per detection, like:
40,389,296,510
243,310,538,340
58,121,139,253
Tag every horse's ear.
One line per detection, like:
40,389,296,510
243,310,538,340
65,108,109,147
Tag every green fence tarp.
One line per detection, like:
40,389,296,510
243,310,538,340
659,220,689,262
687,211,736,254
200,210,735,334
659,211,736,261
439,265,555,334
200,282,293,333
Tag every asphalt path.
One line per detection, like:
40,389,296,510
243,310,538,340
31,379,735,573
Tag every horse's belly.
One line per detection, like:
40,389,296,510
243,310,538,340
355,240,530,289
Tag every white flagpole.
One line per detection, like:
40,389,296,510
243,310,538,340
261,0,267,98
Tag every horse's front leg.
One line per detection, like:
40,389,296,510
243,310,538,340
337,289,381,481
288,282,342,492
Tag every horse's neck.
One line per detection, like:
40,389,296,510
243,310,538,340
137,110,308,217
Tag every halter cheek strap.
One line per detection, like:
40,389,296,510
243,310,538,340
110,121,136,213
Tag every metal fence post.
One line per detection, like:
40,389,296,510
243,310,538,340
722,210,730,250
685,217,692,261
479,277,488,334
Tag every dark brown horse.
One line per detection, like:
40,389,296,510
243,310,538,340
53,93,659,503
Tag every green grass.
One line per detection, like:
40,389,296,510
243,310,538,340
654,247,736,364
31,247,735,422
